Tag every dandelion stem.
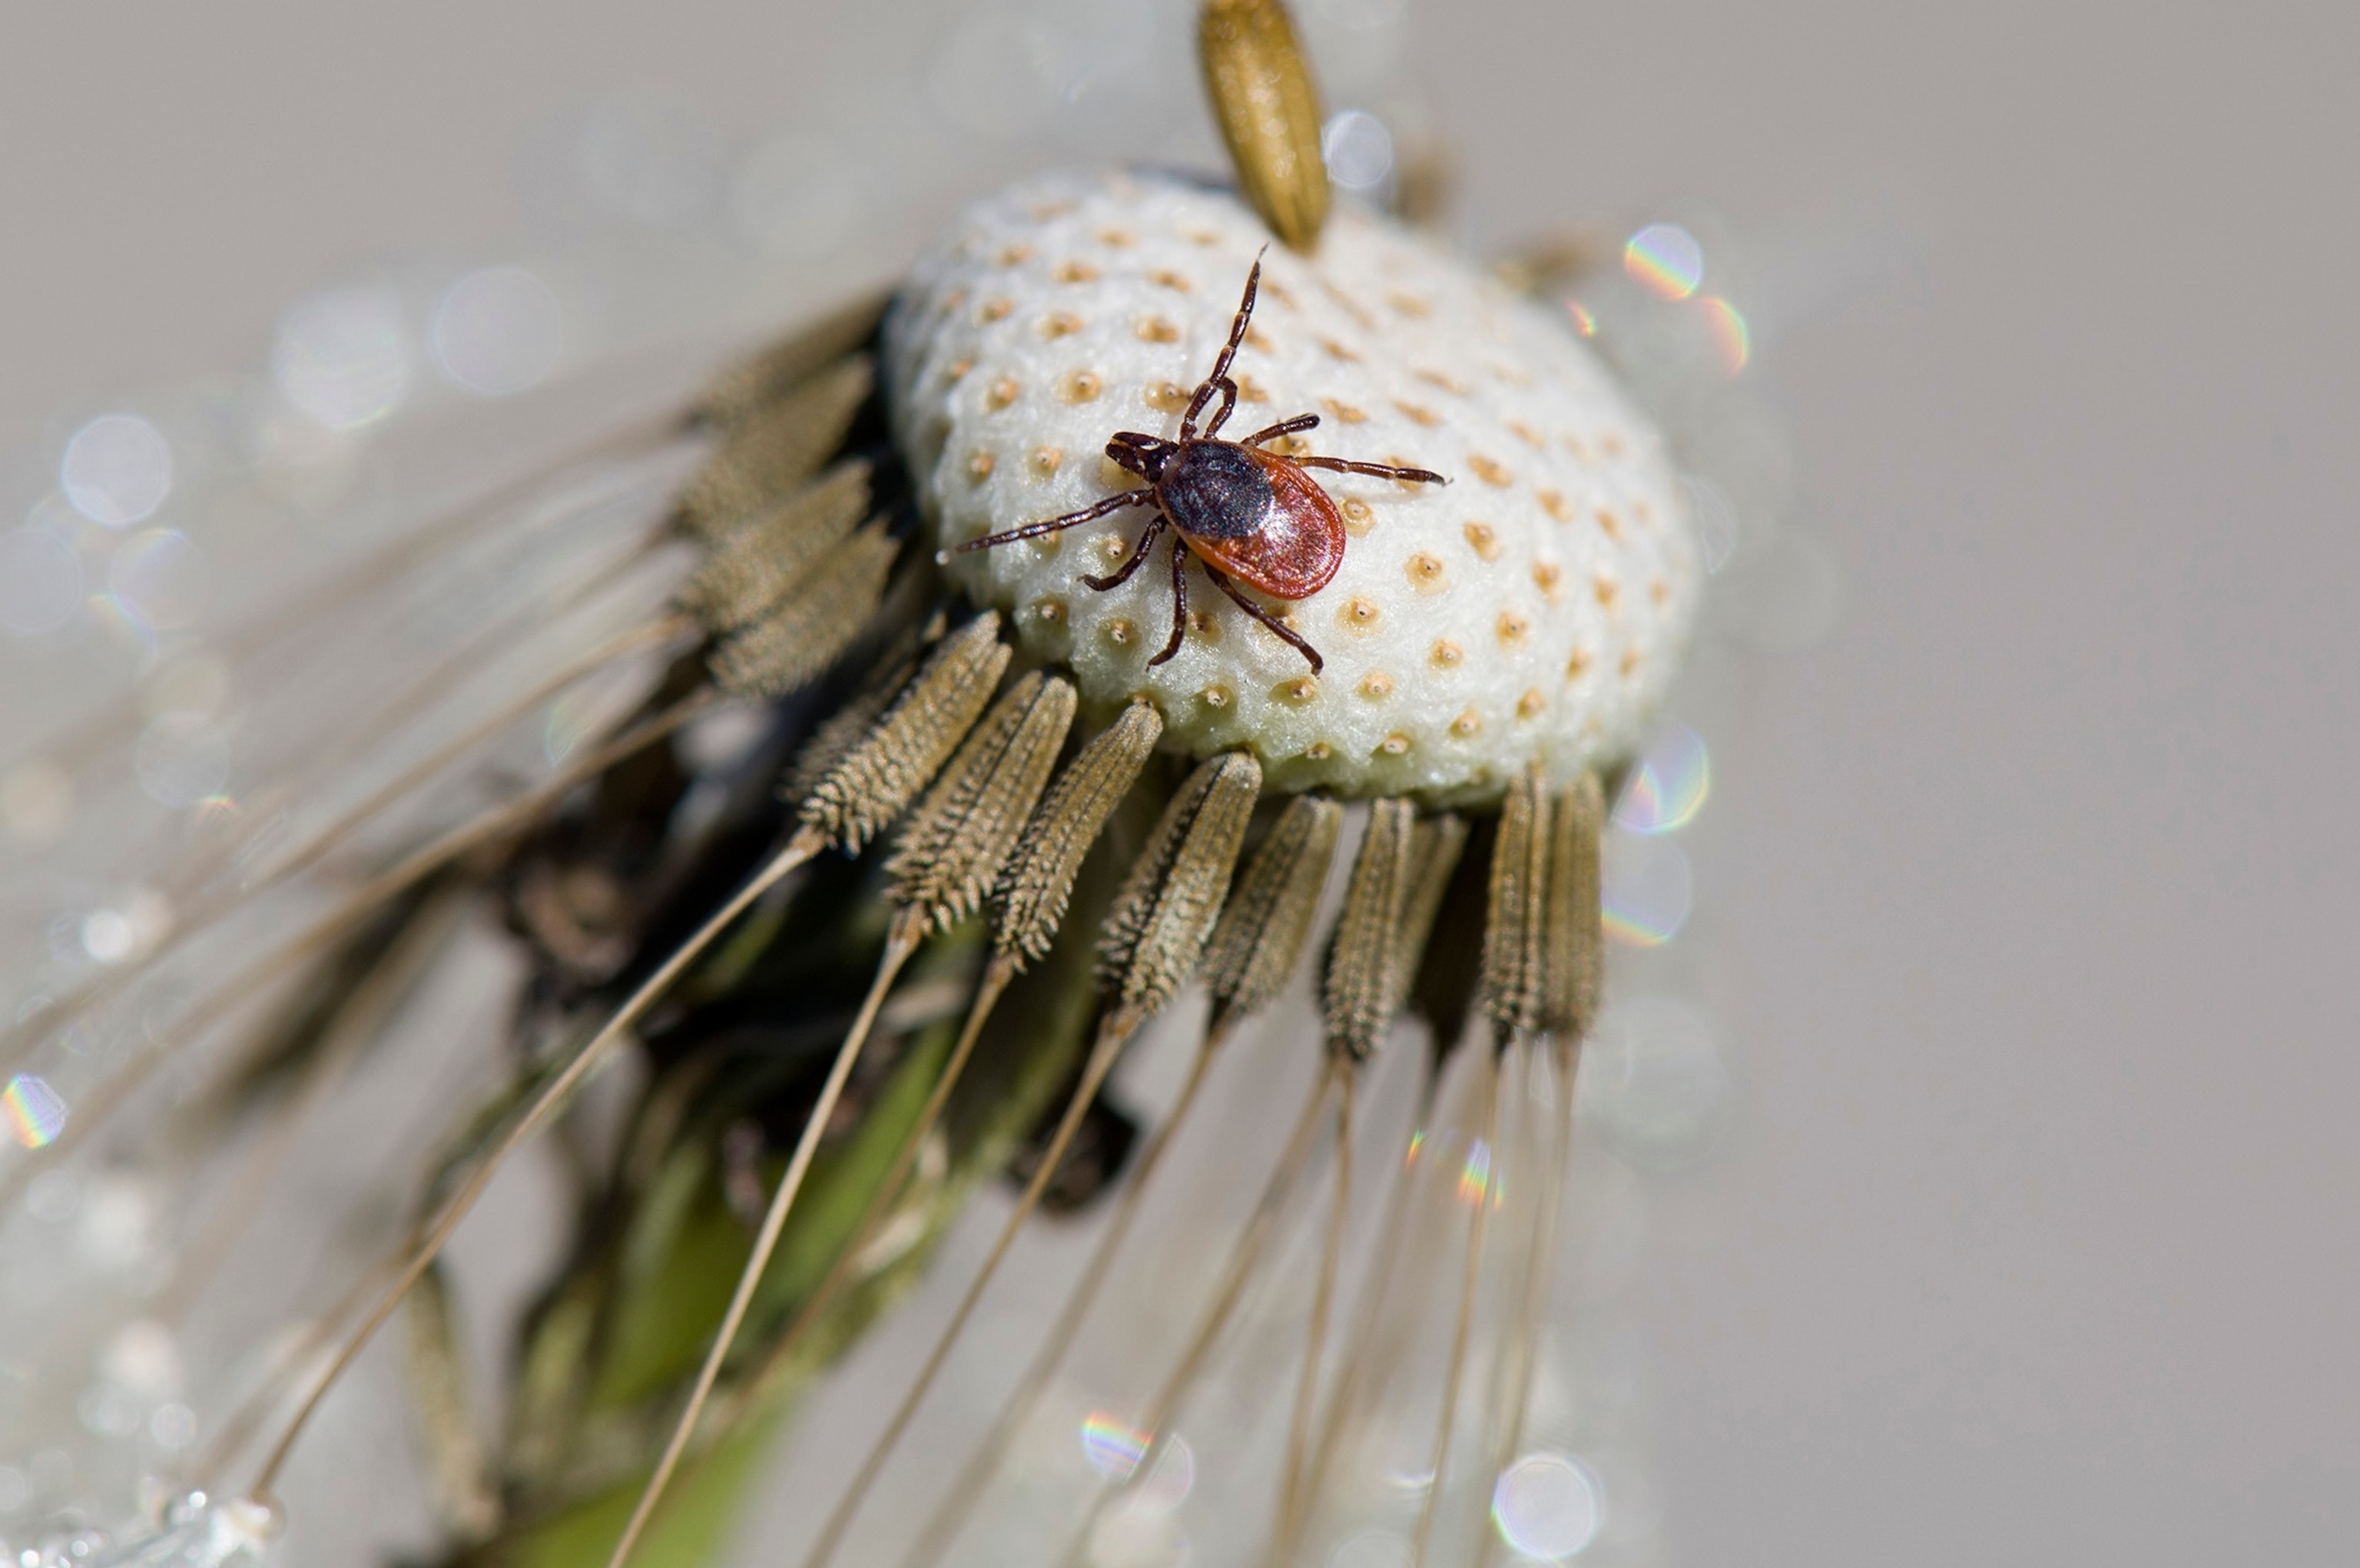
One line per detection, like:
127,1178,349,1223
605,907,925,1568
244,820,827,1499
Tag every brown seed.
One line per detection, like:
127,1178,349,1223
1205,795,1344,1031
1096,751,1262,1013
996,701,1164,968
1323,798,1415,1061
1198,0,1331,250
1543,773,1606,1040
795,612,1009,851
711,522,900,701
887,672,1078,932
679,459,872,631
690,291,889,431
676,355,875,538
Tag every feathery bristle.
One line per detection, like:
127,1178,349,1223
678,355,875,539
993,701,1164,970
710,522,899,700
1478,767,1553,1043
1322,798,1415,1062
1203,795,1344,1032
798,613,1009,854
1096,751,1261,1016
1390,813,1468,1019
1543,772,1606,1042
691,290,891,431
887,673,1077,933
678,460,873,631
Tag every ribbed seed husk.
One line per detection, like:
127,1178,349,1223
798,613,1009,853
993,701,1164,970
1391,813,1468,1019
678,460,873,631
677,356,875,539
1203,795,1344,1030
1095,751,1261,1014
1198,0,1331,251
1543,772,1606,1041
1479,766,1553,1043
691,289,891,431
710,522,898,700
886,672,1077,933
1322,798,1415,1062
778,621,936,809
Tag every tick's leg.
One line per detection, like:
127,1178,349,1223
1188,375,1241,438
1294,456,1450,486
951,488,1153,553
1081,512,1167,592
1204,564,1324,675
1239,412,1320,447
1148,535,1192,667
1179,252,1265,439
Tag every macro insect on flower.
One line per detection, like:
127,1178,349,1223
948,254,1447,675
0,3,1735,1566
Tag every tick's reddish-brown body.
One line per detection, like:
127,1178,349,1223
953,255,1445,675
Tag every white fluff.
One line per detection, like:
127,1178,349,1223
886,170,1699,801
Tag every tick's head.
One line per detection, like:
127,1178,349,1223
1105,432,1175,482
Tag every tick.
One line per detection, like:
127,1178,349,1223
950,254,1446,675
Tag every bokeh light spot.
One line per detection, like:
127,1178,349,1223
61,414,174,527
1602,831,1692,946
1323,110,1395,192
274,284,412,430
1491,1450,1602,1559
1613,723,1710,835
4,1073,68,1149
0,529,85,635
1622,223,1703,300
109,529,209,630
432,267,564,397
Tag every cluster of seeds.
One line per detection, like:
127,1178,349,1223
886,169,1702,801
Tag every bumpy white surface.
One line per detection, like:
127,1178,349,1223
885,170,1699,801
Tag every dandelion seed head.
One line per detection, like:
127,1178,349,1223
886,170,1702,803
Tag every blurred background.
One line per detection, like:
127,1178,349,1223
2,1,2354,1563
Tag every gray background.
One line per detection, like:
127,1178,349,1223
5,1,2354,1562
